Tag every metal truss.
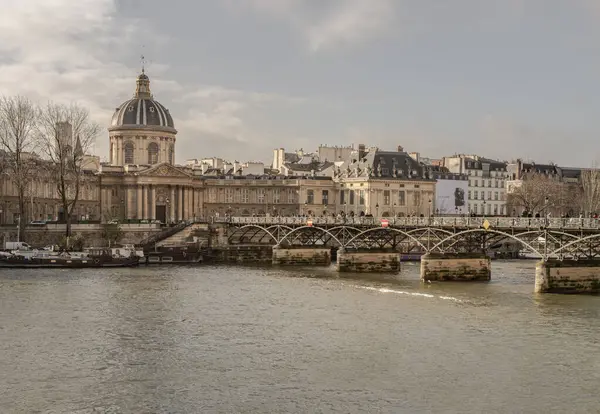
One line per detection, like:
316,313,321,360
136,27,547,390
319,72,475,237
226,222,600,260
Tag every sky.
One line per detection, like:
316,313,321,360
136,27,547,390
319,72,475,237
1,0,600,167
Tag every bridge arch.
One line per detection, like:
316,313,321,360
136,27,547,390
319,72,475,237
277,226,343,247
228,224,293,244
431,228,546,257
550,233,600,257
345,227,427,250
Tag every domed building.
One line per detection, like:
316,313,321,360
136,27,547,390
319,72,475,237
99,70,202,224
109,70,177,166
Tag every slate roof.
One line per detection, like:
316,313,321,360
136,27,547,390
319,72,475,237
335,149,436,180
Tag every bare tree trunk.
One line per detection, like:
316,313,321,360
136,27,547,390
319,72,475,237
36,102,100,241
0,96,38,242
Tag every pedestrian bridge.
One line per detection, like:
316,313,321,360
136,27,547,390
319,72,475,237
217,216,600,261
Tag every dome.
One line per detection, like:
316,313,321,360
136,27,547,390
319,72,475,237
110,71,175,130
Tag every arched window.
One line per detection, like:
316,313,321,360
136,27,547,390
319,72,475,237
124,141,134,164
168,144,174,164
147,142,159,164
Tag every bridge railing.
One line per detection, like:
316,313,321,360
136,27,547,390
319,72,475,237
215,216,600,230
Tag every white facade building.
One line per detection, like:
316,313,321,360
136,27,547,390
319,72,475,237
442,155,509,216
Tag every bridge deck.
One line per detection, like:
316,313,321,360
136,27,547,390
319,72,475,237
217,216,600,231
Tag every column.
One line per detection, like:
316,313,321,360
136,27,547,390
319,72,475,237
137,185,143,219
186,187,192,219
170,186,176,223
182,187,188,220
178,186,183,221
126,186,134,219
150,186,156,220
106,188,112,219
142,185,148,219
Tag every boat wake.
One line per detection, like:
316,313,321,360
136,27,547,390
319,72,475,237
352,285,465,303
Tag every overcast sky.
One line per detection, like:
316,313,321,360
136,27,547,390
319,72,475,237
2,0,600,166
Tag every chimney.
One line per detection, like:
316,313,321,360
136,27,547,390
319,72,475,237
233,161,240,175
358,143,366,159
397,145,404,152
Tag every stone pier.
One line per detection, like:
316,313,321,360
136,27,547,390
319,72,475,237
420,253,491,281
336,249,401,273
272,246,331,266
535,260,600,294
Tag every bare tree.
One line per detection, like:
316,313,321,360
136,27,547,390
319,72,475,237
36,102,100,237
579,167,600,216
507,173,567,216
0,96,39,237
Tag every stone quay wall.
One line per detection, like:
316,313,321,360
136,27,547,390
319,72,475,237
535,260,600,294
272,247,331,266
336,250,401,273
420,253,491,281
1,225,162,248
208,245,274,264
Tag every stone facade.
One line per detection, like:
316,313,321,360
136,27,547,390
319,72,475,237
420,253,491,281
535,260,600,294
272,246,331,266
336,249,401,273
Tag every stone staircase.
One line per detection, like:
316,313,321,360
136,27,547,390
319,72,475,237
156,223,209,247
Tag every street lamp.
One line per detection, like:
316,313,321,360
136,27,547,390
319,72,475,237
483,199,487,218
428,198,432,218
375,203,379,217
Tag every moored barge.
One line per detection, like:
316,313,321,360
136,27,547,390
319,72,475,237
0,248,140,268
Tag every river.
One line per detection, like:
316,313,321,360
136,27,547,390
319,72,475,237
0,261,599,413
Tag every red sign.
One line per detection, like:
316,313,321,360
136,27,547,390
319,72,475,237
381,219,389,228
307,220,313,227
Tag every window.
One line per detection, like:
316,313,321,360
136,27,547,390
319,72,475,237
209,188,217,203
225,188,233,203
383,190,390,205
474,204,478,214
234,189,241,203
257,189,265,203
349,190,355,205
124,141,134,164
242,189,249,203
287,189,296,204
273,189,280,204
359,190,365,205
398,191,405,206
494,192,498,200
340,190,346,205
474,191,478,200
322,190,329,205
307,190,314,204
168,144,174,164
147,142,159,164
474,180,478,187
468,190,471,200
488,191,492,200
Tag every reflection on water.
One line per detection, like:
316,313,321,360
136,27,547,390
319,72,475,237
0,261,599,413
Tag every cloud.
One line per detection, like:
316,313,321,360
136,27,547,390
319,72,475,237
0,0,168,159
232,0,397,52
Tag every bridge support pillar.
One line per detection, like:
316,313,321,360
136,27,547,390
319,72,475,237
535,260,600,294
336,249,400,273
272,246,331,266
420,253,491,281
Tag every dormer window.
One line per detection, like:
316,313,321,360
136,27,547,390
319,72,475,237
149,106,155,113
128,106,134,112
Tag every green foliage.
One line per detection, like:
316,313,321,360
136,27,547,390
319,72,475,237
59,233,85,251
101,223,123,246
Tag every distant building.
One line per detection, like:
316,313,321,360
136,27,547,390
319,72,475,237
442,154,509,216
334,144,436,217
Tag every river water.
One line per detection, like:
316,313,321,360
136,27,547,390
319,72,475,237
0,261,599,413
